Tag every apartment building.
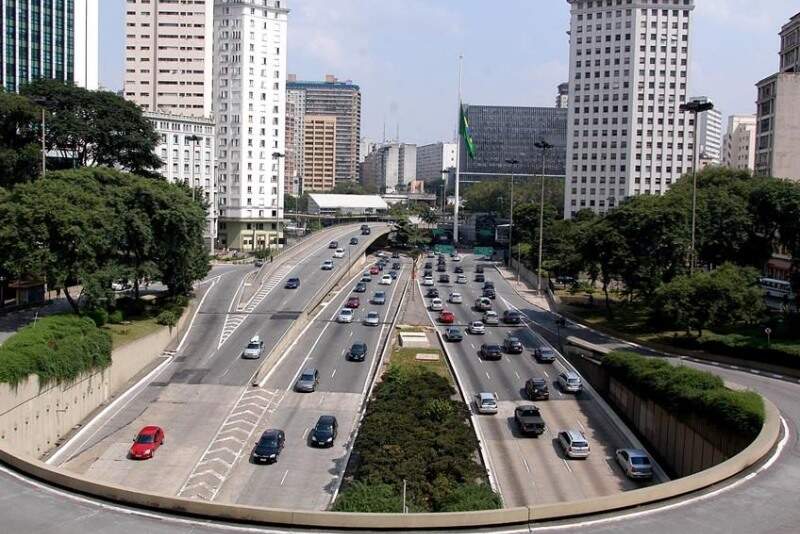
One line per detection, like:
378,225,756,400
692,96,722,164
416,142,457,185
214,0,288,251
722,115,756,172
123,0,214,116
564,0,696,218
360,143,417,194
302,115,336,192
556,82,570,108
284,84,305,195
0,0,98,92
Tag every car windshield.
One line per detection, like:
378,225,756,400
519,408,538,417
532,379,546,386
368,313,378,318
260,437,278,446
568,377,581,384
488,345,501,351
541,348,554,354
247,342,259,349
573,441,588,448
352,344,366,353
301,372,315,381
481,398,495,406
136,434,155,444
631,456,651,465
341,309,352,315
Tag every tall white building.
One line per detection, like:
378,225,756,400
0,0,98,92
213,0,288,251
123,0,214,117
416,142,457,185
564,0,696,218
692,96,722,164
146,111,217,250
556,82,570,108
722,115,756,172
360,142,417,194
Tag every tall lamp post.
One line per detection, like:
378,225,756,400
187,134,202,201
504,159,520,273
533,140,553,294
271,152,286,252
679,99,714,274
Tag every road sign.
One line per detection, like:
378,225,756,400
434,244,454,255
474,247,493,257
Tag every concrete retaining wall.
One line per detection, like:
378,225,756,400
0,309,191,459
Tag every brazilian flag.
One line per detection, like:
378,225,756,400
459,104,477,160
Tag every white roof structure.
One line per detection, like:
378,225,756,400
308,194,388,210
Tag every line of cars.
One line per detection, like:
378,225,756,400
338,252,401,326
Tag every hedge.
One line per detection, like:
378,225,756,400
667,334,800,370
603,351,764,438
0,315,112,385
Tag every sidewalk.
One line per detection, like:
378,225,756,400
0,291,75,345
494,264,553,312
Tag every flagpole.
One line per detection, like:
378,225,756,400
454,54,463,246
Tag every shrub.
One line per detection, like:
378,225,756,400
155,311,178,328
108,310,124,324
332,482,404,513
0,315,112,385
604,351,764,438
86,308,109,327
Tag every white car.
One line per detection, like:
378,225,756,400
456,274,467,284
337,308,354,323
430,298,444,311
482,310,499,325
333,248,345,258
558,371,583,393
468,321,486,335
321,260,334,270
475,392,498,415
364,311,380,326
449,292,463,304
422,276,434,286
451,254,462,262
380,275,392,285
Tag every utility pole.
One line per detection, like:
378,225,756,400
41,109,46,177
534,140,553,294
454,54,463,245
504,159,520,274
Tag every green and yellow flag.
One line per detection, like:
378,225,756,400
459,104,477,160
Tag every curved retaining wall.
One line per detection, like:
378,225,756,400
0,393,780,530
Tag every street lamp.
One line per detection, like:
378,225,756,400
187,134,202,201
534,140,553,294
504,159,520,274
679,99,714,274
272,152,286,252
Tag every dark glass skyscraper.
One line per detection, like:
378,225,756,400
459,105,567,178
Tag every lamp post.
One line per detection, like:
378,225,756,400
679,99,714,274
534,140,553,294
504,159,520,274
187,134,201,201
272,152,286,252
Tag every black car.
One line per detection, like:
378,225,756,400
480,344,503,361
483,288,496,299
285,277,300,289
329,241,338,249
533,346,557,363
503,336,524,354
503,310,522,324
426,288,440,298
424,262,433,269
439,274,450,283
525,378,550,400
454,266,464,274
252,429,285,463
475,274,486,283
389,270,398,279
310,416,338,447
444,327,463,342
483,281,495,290
392,251,400,259
392,262,402,270
475,265,485,274
437,264,447,272
348,342,368,361
350,237,359,245
361,227,371,235
354,282,367,293
423,269,433,277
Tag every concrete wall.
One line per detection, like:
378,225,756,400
0,312,190,459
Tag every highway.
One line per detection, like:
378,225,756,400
48,223,392,501
414,254,656,507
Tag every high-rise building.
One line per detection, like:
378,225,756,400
146,111,217,250
360,143,416,193
302,115,336,192
756,12,800,180
416,142,457,186
286,75,361,186
0,0,98,92
458,105,567,178
692,96,722,164
722,115,756,172
123,0,214,117
284,85,305,195
214,0,288,252
563,0,696,218
556,82,569,108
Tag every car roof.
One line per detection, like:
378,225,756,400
317,415,337,425
563,371,580,379
352,342,367,348
563,429,587,441
529,377,546,384
620,448,649,457
340,308,352,312
261,429,282,438
301,367,317,375
506,336,520,341
138,425,160,435
367,311,379,316
249,335,260,343
478,392,496,401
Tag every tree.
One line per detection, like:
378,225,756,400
20,80,162,176
393,217,429,249
580,219,628,313
651,263,766,336
331,181,368,195
0,90,43,188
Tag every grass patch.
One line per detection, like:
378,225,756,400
98,294,190,349
103,318,164,349
390,345,451,381
0,315,112,385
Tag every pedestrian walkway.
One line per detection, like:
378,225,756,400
0,291,76,345
493,264,553,312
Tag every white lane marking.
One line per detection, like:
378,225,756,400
177,276,221,353
280,470,289,486
302,428,309,440
577,420,586,432
331,369,337,379
562,459,573,473
543,370,549,378
486,371,491,380
521,457,531,473
514,370,521,381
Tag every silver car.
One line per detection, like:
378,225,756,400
558,371,583,393
558,429,591,459
364,311,380,326
482,310,500,325
616,448,654,479
475,392,498,415
295,368,319,392
372,291,386,305
449,292,463,304
337,308,354,323
241,336,264,359
321,260,334,270
456,274,468,284
468,321,485,335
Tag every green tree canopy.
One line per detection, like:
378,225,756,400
0,90,43,188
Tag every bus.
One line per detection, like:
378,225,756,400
564,336,614,362
759,278,794,300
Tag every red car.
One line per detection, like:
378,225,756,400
439,310,455,324
346,296,361,308
130,425,165,459
369,265,380,275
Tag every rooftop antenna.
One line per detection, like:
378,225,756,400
396,123,400,143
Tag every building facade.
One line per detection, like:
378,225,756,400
146,111,217,250
360,142,417,194
0,0,98,92
123,0,214,117
692,96,722,164
780,12,799,73
564,0,696,218
556,82,570,108
302,115,336,192
213,0,288,251
416,142,457,185
722,115,756,172
284,84,304,195
459,105,567,179
286,75,361,186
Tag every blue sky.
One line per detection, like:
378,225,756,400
101,0,798,145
